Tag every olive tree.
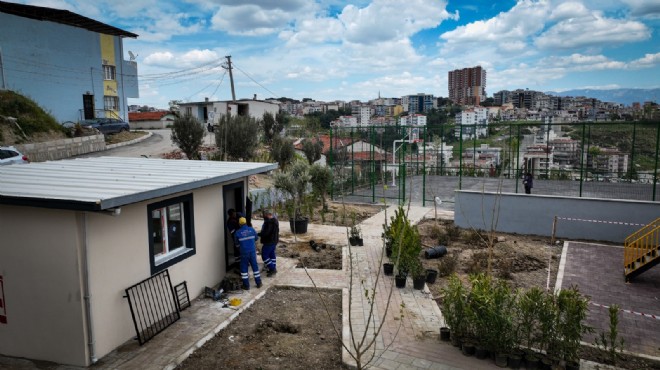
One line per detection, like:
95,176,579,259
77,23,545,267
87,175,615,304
302,138,323,165
171,114,206,160
215,114,260,161
271,135,295,171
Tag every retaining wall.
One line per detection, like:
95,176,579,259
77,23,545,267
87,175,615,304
454,190,660,243
15,135,106,162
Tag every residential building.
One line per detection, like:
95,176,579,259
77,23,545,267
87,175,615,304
401,93,436,113
454,107,489,139
178,98,279,124
127,111,177,129
448,66,486,105
400,114,427,126
0,1,139,123
352,105,372,125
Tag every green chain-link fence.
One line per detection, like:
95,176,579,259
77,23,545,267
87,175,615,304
328,121,660,208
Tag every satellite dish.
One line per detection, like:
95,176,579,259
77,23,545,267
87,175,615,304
128,51,138,61
434,197,442,205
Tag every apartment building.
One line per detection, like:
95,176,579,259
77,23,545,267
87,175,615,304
402,93,436,113
454,107,489,139
400,114,427,126
448,66,487,106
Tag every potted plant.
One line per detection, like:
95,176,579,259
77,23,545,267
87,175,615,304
273,160,312,234
411,259,426,290
348,224,363,246
556,286,591,370
440,274,468,346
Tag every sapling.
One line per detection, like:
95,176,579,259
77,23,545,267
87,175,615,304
595,304,625,365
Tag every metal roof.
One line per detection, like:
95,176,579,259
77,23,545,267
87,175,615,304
0,157,277,211
0,1,138,38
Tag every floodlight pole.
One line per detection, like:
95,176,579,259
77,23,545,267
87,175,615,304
391,137,413,187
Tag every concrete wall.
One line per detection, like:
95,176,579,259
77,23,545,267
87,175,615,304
454,191,660,243
0,206,88,365
130,120,169,129
15,135,106,162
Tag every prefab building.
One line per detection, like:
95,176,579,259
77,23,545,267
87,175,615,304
0,157,276,366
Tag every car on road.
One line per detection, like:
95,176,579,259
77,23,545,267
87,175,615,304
0,146,29,165
80,118,130,135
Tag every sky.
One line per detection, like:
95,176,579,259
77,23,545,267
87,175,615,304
15,0,660,108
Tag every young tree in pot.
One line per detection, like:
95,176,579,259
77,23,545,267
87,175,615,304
440,274,468,346
411,258,426,290
517,287,544,365
348,224,363,246
273,160,312,235
556,286,591,369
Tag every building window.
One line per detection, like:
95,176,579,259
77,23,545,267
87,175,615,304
104,96,119,111
148,194,196,274
103,65,116,80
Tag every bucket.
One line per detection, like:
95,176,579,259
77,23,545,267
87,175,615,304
425,245,447,259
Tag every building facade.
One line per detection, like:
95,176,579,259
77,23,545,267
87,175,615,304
0,1,139,123
448,66,486,106
401,93,436,113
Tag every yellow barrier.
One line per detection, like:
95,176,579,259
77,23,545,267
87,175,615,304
624,217,660,275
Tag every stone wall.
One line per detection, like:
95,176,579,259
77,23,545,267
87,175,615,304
15,135,106,162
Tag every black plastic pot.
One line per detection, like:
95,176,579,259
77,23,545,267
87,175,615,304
413,275,426,290
450,334,461,347
475,346,489,360
540,356,552,370
425,245,447,259
426,269,438,284
461,342,475,356
566,360,580,370
349,237,362,246
395,274,407,288
439,327,450,341
385,246,392,257
383,263,394,276
508,354,522,369
289,218,308,234
524,354,539,369
495,353,508,368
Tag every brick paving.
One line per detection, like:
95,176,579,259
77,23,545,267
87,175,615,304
3,208,655,369
558,241,660,359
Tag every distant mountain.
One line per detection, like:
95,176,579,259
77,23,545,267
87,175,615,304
546,88,660,106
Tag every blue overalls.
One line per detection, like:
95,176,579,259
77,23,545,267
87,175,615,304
234,224,262,289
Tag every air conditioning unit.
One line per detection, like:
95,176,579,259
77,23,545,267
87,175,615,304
102,59,109,65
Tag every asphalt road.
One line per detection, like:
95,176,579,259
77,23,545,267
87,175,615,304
78,129,187,158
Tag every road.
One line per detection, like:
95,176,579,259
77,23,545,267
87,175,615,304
78,129,191,158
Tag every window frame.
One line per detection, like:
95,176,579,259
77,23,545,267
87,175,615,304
104,96,119,111
147,194,196,274
103,65,116,80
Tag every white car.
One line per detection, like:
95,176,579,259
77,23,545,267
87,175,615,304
0,146,30,165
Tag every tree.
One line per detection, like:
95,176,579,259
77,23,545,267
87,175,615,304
170,114,205,160
215,115,260,161
301,137,323,164
262,112,285,144
309,163,332,211
271,135,295,171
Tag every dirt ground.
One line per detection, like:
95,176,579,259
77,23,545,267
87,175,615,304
177,287,347,370
104,130,148,144
415,218,562,300
278,241,343,269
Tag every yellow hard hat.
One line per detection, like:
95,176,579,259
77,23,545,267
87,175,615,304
238,217,247,225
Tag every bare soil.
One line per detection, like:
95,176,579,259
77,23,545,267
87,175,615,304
415,218,562,300
278,241,342,270
177,287,347,370
104,130,148,145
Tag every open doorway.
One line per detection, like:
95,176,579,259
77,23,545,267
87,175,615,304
223,181,244,269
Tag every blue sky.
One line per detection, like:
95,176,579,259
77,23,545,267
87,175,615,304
19,0,660,108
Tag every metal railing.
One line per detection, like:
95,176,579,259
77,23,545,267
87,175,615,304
624,217,660,277
124,269,180,345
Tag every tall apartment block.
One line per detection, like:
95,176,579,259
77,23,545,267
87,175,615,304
448,66,487,106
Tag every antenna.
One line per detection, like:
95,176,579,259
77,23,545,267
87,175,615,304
128,51,138,61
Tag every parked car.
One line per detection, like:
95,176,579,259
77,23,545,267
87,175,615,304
80,118,130,135
0,146,29,165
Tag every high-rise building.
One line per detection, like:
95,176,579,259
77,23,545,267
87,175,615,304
448,66,487,106
401,93,436,113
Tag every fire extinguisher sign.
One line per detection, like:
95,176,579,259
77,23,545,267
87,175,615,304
0,275,7,324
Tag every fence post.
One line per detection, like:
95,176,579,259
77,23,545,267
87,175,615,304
579,122,586,197
551,216,558,245
653,122,660,201
329,127,334,200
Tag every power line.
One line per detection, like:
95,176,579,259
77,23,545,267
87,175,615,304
232,62,279,99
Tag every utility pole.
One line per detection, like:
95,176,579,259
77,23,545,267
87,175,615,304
222,55,236,161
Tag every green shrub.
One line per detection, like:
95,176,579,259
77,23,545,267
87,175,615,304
437,252,458,277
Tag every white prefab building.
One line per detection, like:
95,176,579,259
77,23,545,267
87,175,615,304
0,157,276,366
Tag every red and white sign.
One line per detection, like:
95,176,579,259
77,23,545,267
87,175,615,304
0,275,7,324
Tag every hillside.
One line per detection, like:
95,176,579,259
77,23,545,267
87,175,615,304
546,88,660,106
0,90,68,145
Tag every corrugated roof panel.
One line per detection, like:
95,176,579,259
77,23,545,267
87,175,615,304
0,157,277,211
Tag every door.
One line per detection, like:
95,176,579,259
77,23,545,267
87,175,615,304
223,181,244,268
83,94,95,119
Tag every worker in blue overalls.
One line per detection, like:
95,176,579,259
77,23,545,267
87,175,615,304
234,217,262,290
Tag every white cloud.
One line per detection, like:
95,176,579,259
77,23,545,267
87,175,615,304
541,53,626,70
621,0,660,17
535,13,650,49
548,2,590,20
628,52,660,69
143,51,176,66
210,0,315,36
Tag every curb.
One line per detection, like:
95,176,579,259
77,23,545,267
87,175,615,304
106,131,153,149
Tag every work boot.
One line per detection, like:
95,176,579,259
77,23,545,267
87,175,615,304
242,284,250,291
267,270,277,277
256,281,263,288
